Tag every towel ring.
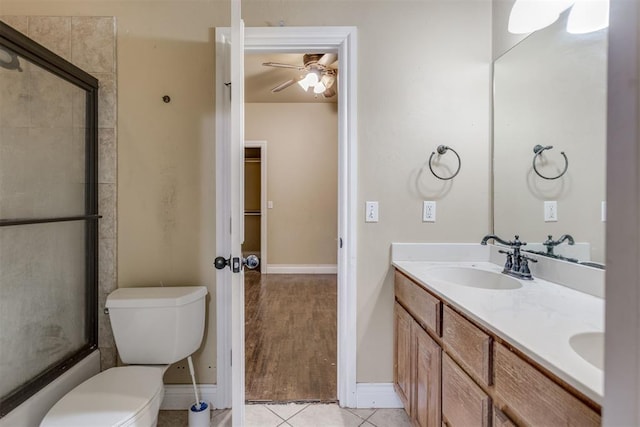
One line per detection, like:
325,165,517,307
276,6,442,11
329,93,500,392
429,145,461,181
532,144,568,180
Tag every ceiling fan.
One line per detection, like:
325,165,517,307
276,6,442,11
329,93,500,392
262,53,338,98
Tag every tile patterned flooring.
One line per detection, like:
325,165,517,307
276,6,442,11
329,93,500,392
158,403,411,427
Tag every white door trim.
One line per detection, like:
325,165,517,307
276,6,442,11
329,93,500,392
244,140,268,268
215,26,358,408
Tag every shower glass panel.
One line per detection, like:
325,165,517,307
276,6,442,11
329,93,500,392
0,22,98,417
0,222,87,397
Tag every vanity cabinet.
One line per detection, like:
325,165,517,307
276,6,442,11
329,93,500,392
394,270,601,427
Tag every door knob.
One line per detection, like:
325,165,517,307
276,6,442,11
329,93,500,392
214,256,231,270
243,254,260,270
215,255,259,272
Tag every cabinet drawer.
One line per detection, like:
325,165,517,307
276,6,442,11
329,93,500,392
442,353,490,427
494,342,600,426
442,305,491,386
395,271,441,335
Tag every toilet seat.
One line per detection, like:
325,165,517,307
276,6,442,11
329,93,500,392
40,366,165,427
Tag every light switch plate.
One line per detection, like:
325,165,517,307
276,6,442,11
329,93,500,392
601,201,606,222
365,201,379,222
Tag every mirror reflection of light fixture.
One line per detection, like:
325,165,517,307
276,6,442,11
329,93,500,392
508,0,574,33
0,46,23,72
567,0,609,34
508,0,609,34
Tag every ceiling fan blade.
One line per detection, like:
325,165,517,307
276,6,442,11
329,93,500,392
271,78,299,93
262,61,305,70
317,53,337,67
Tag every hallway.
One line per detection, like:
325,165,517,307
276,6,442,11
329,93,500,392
244,272,337,402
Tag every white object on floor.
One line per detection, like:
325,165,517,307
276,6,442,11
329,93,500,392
188,401,210,427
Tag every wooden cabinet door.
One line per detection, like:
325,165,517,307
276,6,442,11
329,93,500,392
413,322,442,427
394,302,413,412
442,353,490,427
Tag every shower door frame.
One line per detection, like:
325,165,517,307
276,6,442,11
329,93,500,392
0,21,99,417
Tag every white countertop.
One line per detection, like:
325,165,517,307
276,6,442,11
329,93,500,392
392,259,604,405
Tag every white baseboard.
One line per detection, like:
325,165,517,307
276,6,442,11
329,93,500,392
265,264,338,274
161,384,218,410
356,383,403,409
161,382,401,410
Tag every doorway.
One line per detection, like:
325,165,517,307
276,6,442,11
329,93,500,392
215,26,358,411
243,56,339,401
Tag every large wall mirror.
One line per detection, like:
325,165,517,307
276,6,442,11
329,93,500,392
493,10,607,266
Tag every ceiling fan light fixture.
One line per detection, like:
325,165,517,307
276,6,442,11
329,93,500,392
313,82,326,94
297,77,311,91
323,87,337,98
320,74,336,90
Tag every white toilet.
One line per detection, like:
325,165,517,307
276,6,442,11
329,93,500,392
40,286,208,427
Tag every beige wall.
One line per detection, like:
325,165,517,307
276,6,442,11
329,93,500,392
2,0,492,386
603,0,640,424
245,103,338,266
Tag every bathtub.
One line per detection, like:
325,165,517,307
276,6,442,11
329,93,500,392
0,351,100,427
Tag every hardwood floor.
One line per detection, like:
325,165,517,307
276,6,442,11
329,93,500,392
245,272,337,403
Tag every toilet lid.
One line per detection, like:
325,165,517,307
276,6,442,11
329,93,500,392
40,366,165,427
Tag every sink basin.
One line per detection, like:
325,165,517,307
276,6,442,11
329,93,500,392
569,332,604,370
425,267,522,290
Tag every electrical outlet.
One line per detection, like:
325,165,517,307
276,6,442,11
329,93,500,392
544,201,558,222
423,201,436,222
268,200,273,209
365,201,379,222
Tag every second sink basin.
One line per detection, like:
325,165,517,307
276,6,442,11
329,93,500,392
570,332,604,370
425,266,522,290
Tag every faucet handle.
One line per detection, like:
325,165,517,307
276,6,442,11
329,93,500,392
512,235,527,247
498,249,514,271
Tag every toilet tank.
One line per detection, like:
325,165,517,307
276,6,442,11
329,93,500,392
106,286,207,365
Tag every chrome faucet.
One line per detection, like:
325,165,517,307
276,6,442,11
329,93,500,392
481,234,537,280
543,234,575,256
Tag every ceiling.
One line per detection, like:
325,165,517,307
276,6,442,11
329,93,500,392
244,53,338,104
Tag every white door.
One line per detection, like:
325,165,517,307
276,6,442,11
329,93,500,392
214,1,248,425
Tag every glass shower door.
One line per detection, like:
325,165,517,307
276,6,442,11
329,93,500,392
0,21,99,417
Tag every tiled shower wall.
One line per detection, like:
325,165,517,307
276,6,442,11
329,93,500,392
1,16,118,371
